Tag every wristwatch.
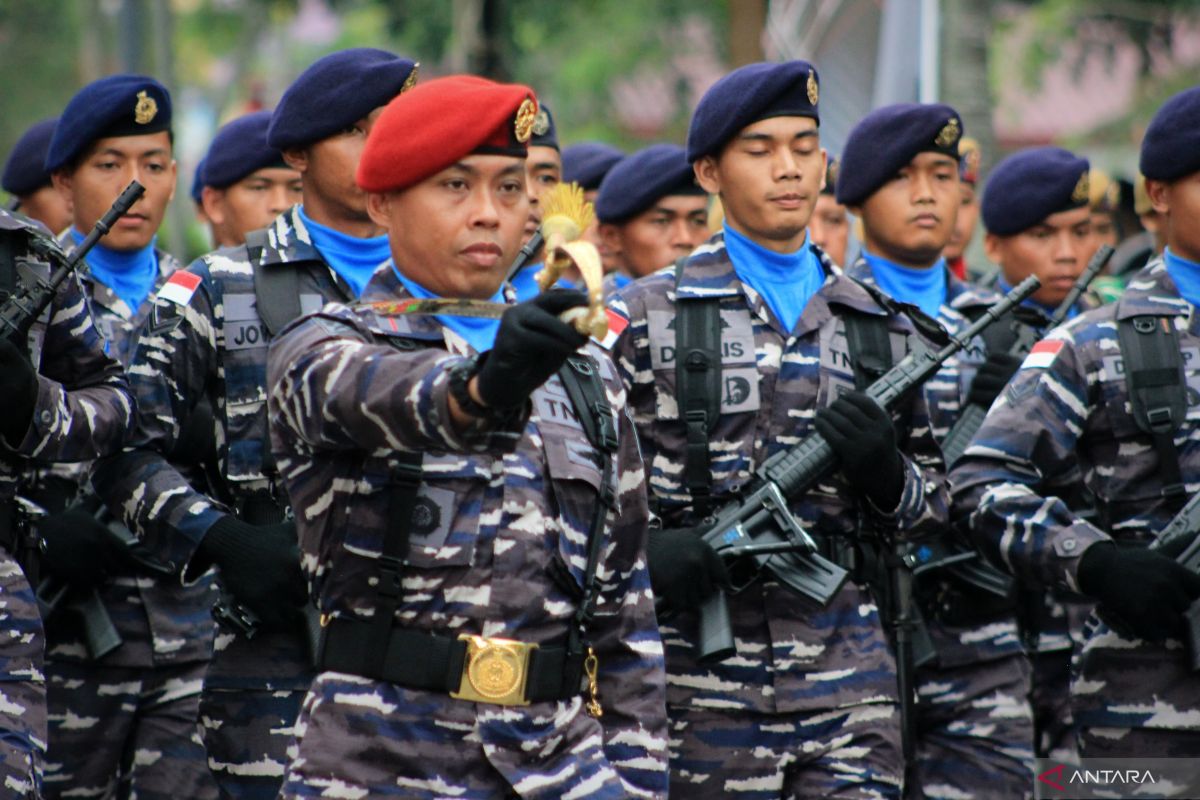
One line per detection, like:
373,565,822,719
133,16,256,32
447,355,513,423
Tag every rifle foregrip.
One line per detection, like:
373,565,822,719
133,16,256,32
766,438,836,497
941,402,988,468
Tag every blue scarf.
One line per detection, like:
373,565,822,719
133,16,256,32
612,272,633,291
1165,248,1200,308
298,206,390,299
723,224,823,333
391,262,502,353
70,228,158,312
997,277,1077,321
863,251,947,319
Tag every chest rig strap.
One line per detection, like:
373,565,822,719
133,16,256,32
1117,314,1188,500
247,229,304,338
673,257,722,518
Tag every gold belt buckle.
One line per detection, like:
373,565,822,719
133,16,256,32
450,635,537,706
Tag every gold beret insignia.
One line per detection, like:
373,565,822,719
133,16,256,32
1072,171,1090,204
401,63,420,94
514,98,537,143
134,90,158,125
807,69,819,106
935,118,960,148
532,108,550,137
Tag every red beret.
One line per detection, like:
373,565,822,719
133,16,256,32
357,75,538,194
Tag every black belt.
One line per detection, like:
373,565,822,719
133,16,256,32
318,617,585,705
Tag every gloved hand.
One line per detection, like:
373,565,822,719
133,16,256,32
645,527,730,612
475,290,589,410
966,352,1023,408
39,505,124,587
814,390,904,511
1078,542,1200,642
198,516,308,632
0,338,39,445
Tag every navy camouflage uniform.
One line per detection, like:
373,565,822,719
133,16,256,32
848,258,1034,799
92,207,352,797
609,234,950,798
266,265,669,798
38,238,218,800
0,210,134,797
951,258,1200,757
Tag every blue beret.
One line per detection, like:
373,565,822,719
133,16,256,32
529,102,558,150
3,118,58,196
267,48,418,151
202,111,287,189
981,146,1090,236
595,143,703,224
45,75,172,173
1140,86,1200,183
836,103,963,206
190,157,206,205
562,142,623,190
687,60,820,163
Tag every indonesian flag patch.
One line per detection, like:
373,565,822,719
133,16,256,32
158,271,202,306
1022,338,1065,370
596,309,629,350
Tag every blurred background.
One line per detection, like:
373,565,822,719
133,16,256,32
1,0,1197,261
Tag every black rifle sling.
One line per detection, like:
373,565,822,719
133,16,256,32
1118,314,1188,500
247,229,304,338
843,310,894,390
557,354,619,665
673,257,722,518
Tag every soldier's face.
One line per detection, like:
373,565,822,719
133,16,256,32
695,116,824,253
524,145,562,244
808,194,850,267
368,155,529,300
581,187,620,274
19,185,73,236
856,152,960,268
985,206,1092,307
601,195,709,278
1148,172,1200,263
943,183,979,262
285,108,382,228
1089,210,1119,251
53,131,176,251
202,167,303,247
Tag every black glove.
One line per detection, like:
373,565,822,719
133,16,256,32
966,352,1023,408
814,390,904,511
39,505,124,587
0,338,38,445
1078,542,1200,642
475,290,589,410
645,527,730,612
198,516,308,632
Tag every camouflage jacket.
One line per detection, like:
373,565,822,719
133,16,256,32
608,232,949,714
266,265,669,797
950,258,1200,730
847,258,1024,668
92,208,351,689
40,234,216,668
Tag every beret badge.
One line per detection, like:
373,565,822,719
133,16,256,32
401,63,420,93
514,98,537,143
1072,172,1090,204
935,118,960,148
532,108,551,137
806,69,819,106
134,90,158,125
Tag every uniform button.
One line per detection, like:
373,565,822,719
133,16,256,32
1062,538,1076,552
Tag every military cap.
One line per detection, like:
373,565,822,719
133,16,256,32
836,103,963,206
820,155,839,196
202,111,287,189
190,157,206,205
959,136,982,186
3,117,58,196
595,143,703,224
356,75,536,194
1139,86,1200,182
562,142,623,190
529,102,558,151
267,48,418,151
45,74,172,173
687,60,821,163
981,146,1090,237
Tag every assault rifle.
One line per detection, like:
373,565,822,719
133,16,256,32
1147,492,1200,670
0,181,144,346
693,275,1042,664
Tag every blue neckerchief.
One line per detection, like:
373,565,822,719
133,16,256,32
862,250,947,319
298,206,390,299
391,262,502,353
723,223,823,333
997,277,1076,321
1165,248,1200,308
70,228,158,311
511,262,543,302
613,272,633,290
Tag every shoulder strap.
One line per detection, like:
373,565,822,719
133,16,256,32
842,309,894,389
1117,314,1188,500
247,229,304,337
673,257,722,518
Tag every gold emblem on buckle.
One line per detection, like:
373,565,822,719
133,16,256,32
451,635,536,706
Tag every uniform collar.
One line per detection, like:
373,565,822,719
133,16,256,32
1115,256,1192,320
250,205,355,301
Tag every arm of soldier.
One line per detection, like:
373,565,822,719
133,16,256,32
267,309,527,455
11,268,134,461
590,385,669,798
91,273,226,570
949,332,1109,591
867,382,950,538
605,292,661,465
